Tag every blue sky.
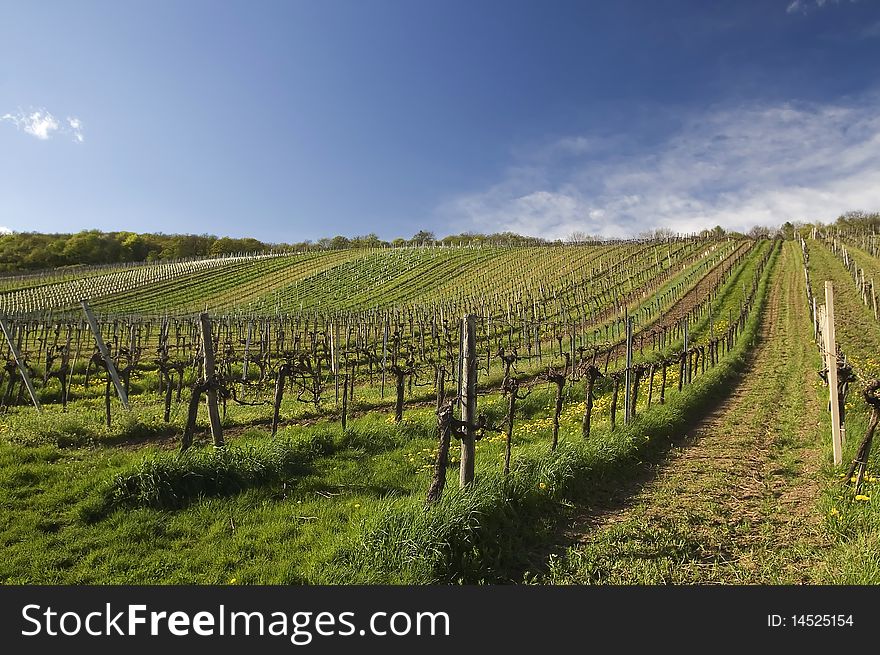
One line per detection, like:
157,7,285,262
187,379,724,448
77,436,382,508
2,0,880,242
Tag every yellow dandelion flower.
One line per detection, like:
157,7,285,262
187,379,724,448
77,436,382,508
539,482,547,490
353,503,361,508
229,577,237,584
855,494,870,502
829,508,839,516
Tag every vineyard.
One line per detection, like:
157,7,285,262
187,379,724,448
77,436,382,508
0,234,878,584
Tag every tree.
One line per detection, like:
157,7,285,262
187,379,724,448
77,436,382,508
351,233,384,248
329,235,351,250
567,230,592,243
637,227,675,240
120,233,151,261
62,230,118,265
410,230,435,244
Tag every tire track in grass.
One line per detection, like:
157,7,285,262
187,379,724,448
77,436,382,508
544,241,829,584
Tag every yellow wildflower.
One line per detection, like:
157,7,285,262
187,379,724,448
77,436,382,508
855,494,870,501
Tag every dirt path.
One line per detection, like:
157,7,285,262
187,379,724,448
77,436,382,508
545,242,830,584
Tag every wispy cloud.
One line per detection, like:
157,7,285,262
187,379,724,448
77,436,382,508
860,20,880,39
1,108,84,143
787,0,859,15
66,117,84,143
438,93,880,238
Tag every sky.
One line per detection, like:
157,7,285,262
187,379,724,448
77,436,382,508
2,0,880,242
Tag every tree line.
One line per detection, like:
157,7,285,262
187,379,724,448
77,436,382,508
2,211,872,274
0,229,542,273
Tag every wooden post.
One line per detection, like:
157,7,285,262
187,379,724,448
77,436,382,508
504,384,516,476
812,297,818,342
242,319,252,383
426,402,453,504
824,282,842,466
624,316,633,424
0,317,41,412
81,301,129,410
200,312,224,447
459,314,477,487
341,373,348,431
873,278,878,321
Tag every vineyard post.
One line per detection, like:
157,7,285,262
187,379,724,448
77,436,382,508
341,373,348,431
459,314,477,487
873,277,878,321
824,282,843,465
200,312,224,448
0,317,42,412
331,322,338,404
624,316,633,424
81,301,130,410
381,321,388,398
683,319,690,384
242,319,252,385
812,297,818,342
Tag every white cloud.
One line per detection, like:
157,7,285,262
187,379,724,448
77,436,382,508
438,93,880,239
1,108,84,143
787,0,859,15
67,117,84,142
0,227,12,235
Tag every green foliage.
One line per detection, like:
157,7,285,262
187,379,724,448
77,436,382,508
94,434,335,515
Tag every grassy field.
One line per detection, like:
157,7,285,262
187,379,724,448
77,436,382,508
0,237,877,584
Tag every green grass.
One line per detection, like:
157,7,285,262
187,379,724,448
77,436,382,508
331,242,780,584
0,240,773,585
9,237,867,586
539,241,831,584
806,238,880,583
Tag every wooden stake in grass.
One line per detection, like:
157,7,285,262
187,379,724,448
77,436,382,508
426,401,454,505
824,282,843,465
610,373,620,431
547,367,566,451
341,372,349,431
0,316,41,412
271,362,291,436
459,314,477,488
200,312,224,448
630,364,643,420
181,377,212,452
104,373,112,428
435,365,446,411
660,359,667,404
581,365,602,439
678,352,686,392
81,301,129,410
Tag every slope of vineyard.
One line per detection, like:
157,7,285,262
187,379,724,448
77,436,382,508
1,234,875,586
0,239,740,318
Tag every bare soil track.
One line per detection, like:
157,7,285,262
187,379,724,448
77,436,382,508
547,242,829,584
